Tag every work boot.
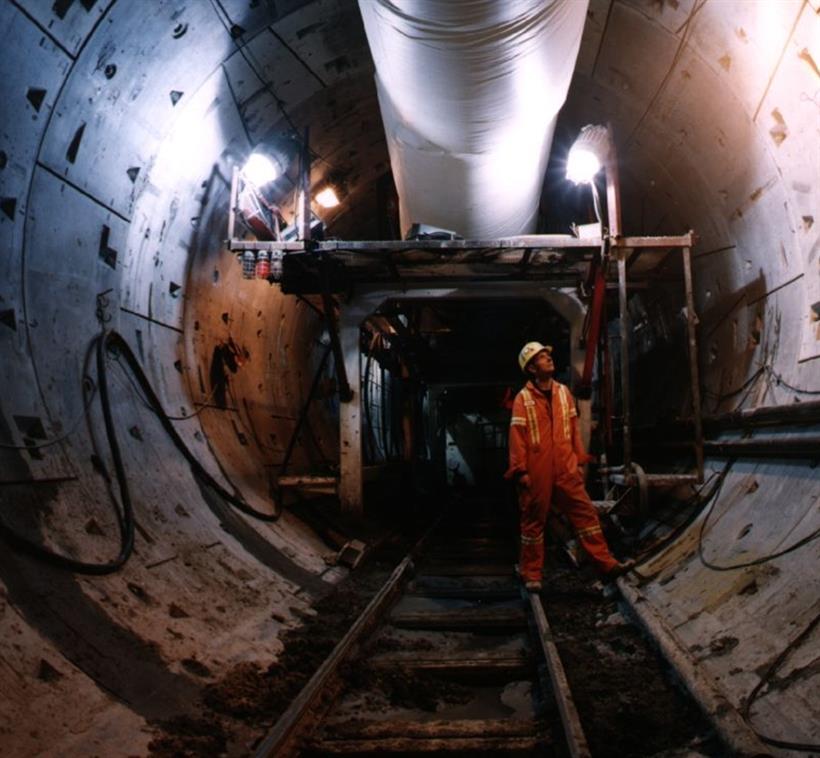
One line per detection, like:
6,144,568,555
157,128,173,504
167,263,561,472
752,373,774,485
604,558,636,579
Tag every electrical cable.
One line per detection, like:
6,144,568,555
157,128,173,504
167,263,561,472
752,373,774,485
694,455,820,571
0,329,282,575
104,331,280,522
113,356,219,421
702,365,765,402
0,333,135,574
698,506,820,572
765,365,820,396
631,464,731,572
741,610,820,753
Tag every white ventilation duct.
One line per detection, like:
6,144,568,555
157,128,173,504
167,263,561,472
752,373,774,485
358,0,589,239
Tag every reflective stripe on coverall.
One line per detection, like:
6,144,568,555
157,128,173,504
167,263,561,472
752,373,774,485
505,380,618,582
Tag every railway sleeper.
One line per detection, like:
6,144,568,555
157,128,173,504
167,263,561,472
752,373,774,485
304,718,552,755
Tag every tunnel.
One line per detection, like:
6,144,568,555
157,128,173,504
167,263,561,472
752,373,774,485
0,0,818,755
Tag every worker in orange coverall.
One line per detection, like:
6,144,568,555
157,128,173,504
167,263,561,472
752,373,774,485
505,341,634,592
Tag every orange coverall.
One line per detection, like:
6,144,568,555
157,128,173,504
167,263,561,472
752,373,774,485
505,380,619,582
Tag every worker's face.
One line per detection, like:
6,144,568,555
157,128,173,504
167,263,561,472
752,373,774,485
528,349,554,379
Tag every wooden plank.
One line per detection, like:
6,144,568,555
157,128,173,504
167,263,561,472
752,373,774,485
368,650,531,675
417,562,514,577
614,233,694,249
306,736,548,753
278,475,338,486
319,718,543,739
529,594,592,758
391,606,527,631
406,585,520,601
608,473,698,487
255,547,417,757
423,549,515,561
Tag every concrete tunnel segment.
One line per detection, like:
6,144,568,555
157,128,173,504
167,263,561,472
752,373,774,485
0,0,818,753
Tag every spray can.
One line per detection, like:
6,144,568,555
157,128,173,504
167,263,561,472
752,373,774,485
255,250,271,280
242,250,256,279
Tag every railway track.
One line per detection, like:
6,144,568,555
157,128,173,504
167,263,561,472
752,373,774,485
255,506,592,757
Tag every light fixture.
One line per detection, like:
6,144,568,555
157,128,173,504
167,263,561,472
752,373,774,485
241,152,281,187
566,124,610,184
314,185,340,208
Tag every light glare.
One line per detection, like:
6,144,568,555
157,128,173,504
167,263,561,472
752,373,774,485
566,147,601,184
315,187,340,208
242,153,280,187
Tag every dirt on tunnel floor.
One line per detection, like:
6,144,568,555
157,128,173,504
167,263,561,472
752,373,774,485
148,528,724,757
541,565,723,757
147,541,402,757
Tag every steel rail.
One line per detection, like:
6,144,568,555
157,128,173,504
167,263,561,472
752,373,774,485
255,512,606,758
254,554,415,757
527,593,592,758
253,521,440,758
617,578,772,757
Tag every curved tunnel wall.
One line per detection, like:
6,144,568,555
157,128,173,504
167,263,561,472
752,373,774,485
0,0,818,753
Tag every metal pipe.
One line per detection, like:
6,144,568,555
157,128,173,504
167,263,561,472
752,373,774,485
605,124,621,238
707,399,820,430
682,245,704,482
634,437,820,459
618,253,632,472
227,165,238,242
617,579,773,758
704,437,820,458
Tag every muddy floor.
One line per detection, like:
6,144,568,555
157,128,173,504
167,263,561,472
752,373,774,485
541,562,723,757
147,538,405,757
149,523,725,757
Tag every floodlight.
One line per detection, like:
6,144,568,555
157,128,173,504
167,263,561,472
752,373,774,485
566,124,610,184
315,186,340,208
242,152,281,187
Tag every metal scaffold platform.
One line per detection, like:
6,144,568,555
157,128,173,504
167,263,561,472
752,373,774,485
225,154,704,513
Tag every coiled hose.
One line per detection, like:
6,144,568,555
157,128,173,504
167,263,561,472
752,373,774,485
0,330,279,575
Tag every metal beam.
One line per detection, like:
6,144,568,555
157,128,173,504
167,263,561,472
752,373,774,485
682,246,704,482
229,232,695,254
614,233,695,248
703,437,820,458
528,593,592,758
617,579,772,758
617,251,632,473
338,318,363,515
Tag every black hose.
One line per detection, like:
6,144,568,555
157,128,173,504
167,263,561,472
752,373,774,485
105,330,280,522
742,611,820,752
631,463,732,572
0,333,135,574
0,329,280,575
698,479,820,571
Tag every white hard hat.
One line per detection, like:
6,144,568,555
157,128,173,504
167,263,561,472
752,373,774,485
518,341,552,372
